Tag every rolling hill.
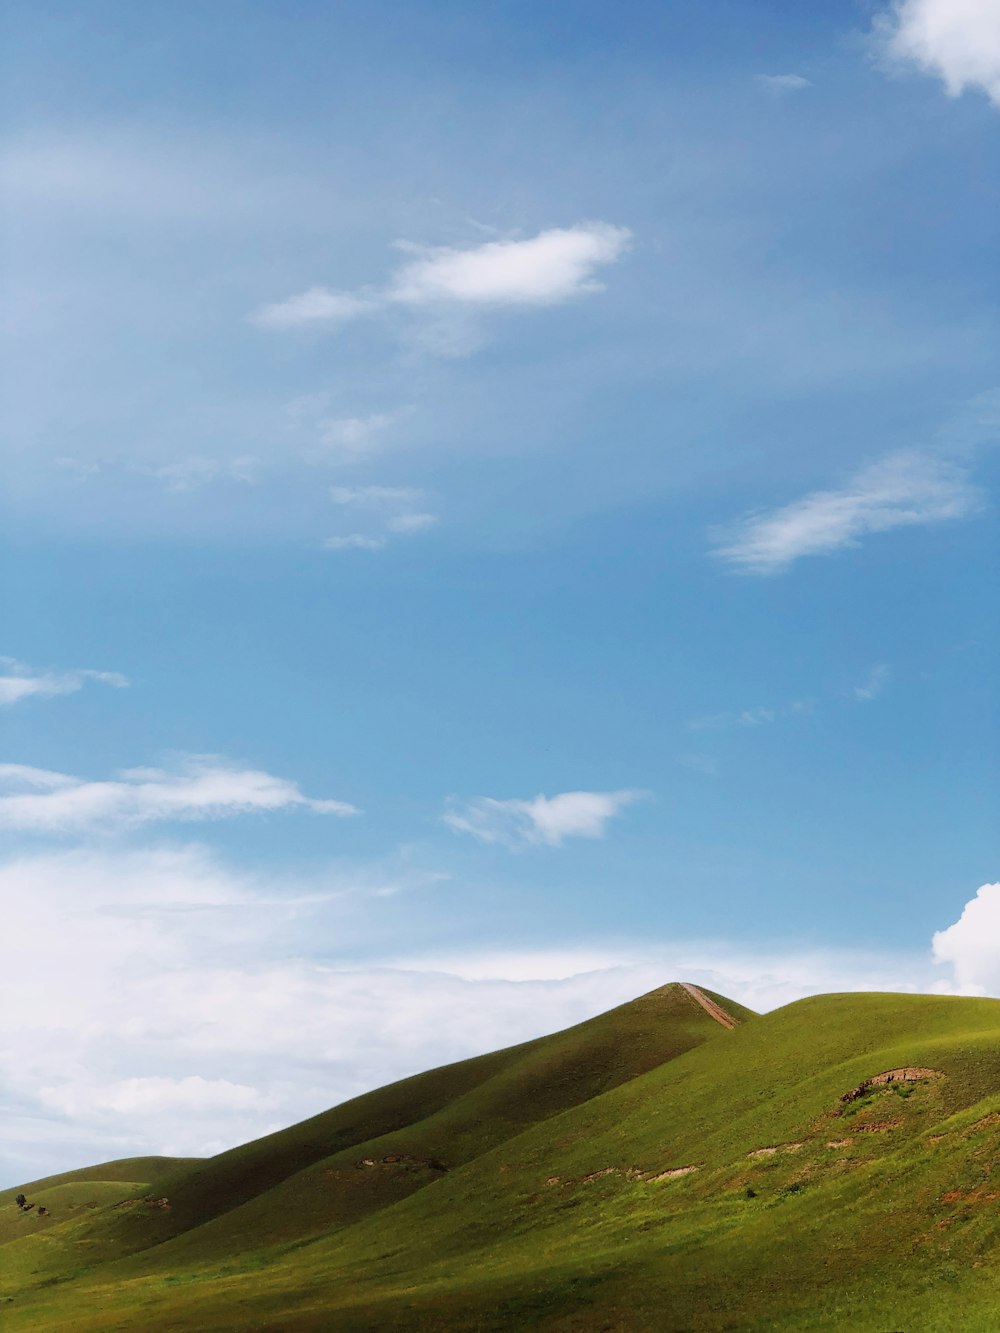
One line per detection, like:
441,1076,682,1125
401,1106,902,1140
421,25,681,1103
5,983,1000,1330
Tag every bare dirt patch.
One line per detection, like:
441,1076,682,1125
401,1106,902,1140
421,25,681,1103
840,1068,942,1104
649,1166,699,1182
679,982,740,1030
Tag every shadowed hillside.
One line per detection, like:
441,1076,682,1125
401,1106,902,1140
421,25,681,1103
8,986,1000,1330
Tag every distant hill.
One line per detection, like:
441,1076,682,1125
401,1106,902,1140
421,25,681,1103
5,984,1000,1330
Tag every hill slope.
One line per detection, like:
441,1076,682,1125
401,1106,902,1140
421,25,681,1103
1,981,745,1320
10,986,1000,1330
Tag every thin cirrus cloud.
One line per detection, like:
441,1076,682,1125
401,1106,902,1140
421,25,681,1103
714,451,980,575
757,73,812,93
250,223,632,331
877,0,1000,108
325,484,438,552
688,700,812,731
853,663,891,702
444,789,644,849
0,658,128,706
0,754,358,833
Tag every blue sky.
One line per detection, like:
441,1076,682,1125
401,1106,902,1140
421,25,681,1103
2,0,999,1181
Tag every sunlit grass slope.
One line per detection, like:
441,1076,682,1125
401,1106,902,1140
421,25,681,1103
0,1158,195,1247
11,988,1000,1330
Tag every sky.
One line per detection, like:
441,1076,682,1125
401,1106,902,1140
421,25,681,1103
2,0,998,1184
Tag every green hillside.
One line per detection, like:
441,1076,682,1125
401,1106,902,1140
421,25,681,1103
7,985,1000,1330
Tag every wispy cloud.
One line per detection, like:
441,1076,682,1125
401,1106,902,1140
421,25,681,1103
250,288,374,330
325,484,438,551
853,663,891,702
757,73,811,93
250,223,631,342
444,789,644,849
0,755,358,833
321,534,386,551
876,0,1000,108
689,700,811,731
140,456,259,492
329,485,426,509
714,451,980,575
387,512,438,534
0,659,128,706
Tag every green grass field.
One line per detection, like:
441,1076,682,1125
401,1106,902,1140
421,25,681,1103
6,983,1000,1330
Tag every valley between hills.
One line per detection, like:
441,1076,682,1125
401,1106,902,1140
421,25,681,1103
5,982,1000,1330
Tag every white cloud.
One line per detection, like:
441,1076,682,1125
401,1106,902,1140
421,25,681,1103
878,0,1000,107
758,73,812,92
0,754,357,833
388,224,631,307
250,287,375,329
0,658,128,706
854,663,891,702
444,789,643,848
250,223,631,339
714,451,979,575
932,882,1000,991
321,534,387,551
38,1076,272,1119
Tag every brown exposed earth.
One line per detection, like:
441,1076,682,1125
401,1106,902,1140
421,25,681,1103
840,1067,942,1103
678,982,740,1030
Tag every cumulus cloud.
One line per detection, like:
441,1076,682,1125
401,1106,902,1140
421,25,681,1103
932,882,1000,991
250,224,631,342
387,224,631,307
0,658,128,706
878,0,1000,107
444,789,644,848
0,754,358,833
714,451,979,574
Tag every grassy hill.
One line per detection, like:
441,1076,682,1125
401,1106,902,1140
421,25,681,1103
6,984,1000,1330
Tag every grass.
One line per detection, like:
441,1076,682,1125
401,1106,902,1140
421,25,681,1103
6,984,1000,1329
